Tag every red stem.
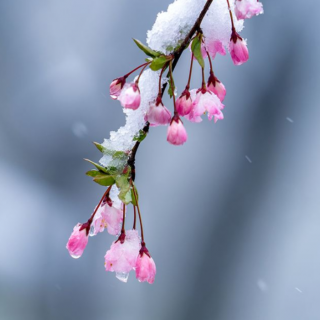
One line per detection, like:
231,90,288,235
158,63,169,96
121,203,126,233
206,50,213,72
124,62,150,78
201,67,206,89
88,186,112,224
133,206,137,229
132,184,144,242
136,63,150,84
226,0,235,31
186,54,194,90
169,61,177,115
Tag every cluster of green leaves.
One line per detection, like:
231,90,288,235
85,143,138,205
133,39,177,98
133,39,172,72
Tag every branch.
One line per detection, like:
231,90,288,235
128,0,214,179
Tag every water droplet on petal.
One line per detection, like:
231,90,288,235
71,254,81,259
116,272,129,283
89,225,96,237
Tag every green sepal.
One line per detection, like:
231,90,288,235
93,142,106,153
133,39,161,58
115,169,132,205
86,170,101,177
133,130,147,142
93,174,115,187
131,185,139,206
191,34,205,69
84,158,109,174
168,75,175,98
150,56,171,71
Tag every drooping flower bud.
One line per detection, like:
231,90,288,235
229,30,249,66
167,115,188,146
176,88,193,116
207,71,226,102
118,82,141,110
235,0,264,20
104,230,141,282
146,96,172,126
135,243,156,284
109,77,126,100
66,223,89,259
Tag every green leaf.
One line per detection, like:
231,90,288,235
112,151,127,159
133,39,160,58
133,130,147,142
93,142,106,153
84,159,109,174
168,75,175,98
131,185,139,206
150,56,170,71
93,174,115,187
115,169,132,204
86,170,101,177
191,35,205,69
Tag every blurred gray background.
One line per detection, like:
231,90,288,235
0,1,319,320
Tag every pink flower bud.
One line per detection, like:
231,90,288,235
104,230,141,276
146,97,172,126
66,223,89,259
167,115,188,146
135,244,156,284
118,82,141,110
109,77,126,100
229,30,249,66
235,0,264,20
176,88,193,116
207,72,226,102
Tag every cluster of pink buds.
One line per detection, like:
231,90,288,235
106,0,262,146
67,185,156,283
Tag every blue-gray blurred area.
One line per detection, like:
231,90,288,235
0,0,319,319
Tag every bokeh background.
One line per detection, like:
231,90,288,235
1,1,319,319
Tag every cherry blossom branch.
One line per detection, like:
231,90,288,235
128,0,214,179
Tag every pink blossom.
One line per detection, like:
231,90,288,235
118,82,141,110
184,89,203,123
229,30,249,66
146,97,172,126
206,40,226,59
109,77,126,100
207,72,226,102
66,223,89,259
176,88,193,116
92,200,123,236
235,0,264,20
192,87,225,123
167,115,188,146
135,244,156,284
105,230,141,274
